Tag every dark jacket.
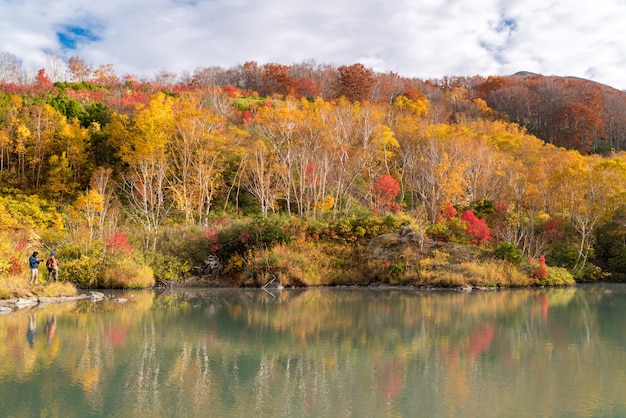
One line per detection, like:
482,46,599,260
29,255,41,269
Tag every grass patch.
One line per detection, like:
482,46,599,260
39,281,78,297
0,276,32,299
453,261,532,287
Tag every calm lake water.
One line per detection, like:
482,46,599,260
2,284,626,417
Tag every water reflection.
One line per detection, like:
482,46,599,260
1,285,626,417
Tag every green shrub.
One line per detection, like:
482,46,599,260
426,218,466,243
213,215,298,269
155,225,214,268
318,215,406,243
143,251,190,282
537,266,575,286
61,255,106,288
607,253,626,274
545,237,580,269
574,263,606,283
492,241,524,265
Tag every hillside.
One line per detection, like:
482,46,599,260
0,62,625,297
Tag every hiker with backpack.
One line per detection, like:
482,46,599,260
46,253,60,282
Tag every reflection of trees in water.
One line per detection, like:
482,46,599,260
126,321,161,416
3,286,626,416
74,334,104,412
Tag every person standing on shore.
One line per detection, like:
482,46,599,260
46,253,59,282
28,251,43,285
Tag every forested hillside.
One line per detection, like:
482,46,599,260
2,56,626,295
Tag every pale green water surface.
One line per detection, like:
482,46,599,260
1,284,626,417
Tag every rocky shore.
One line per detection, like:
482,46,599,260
0,291,132,313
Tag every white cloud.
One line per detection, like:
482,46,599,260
1,0,626,89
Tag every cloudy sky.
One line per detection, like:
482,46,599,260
2,0,626,89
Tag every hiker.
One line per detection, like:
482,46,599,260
46,253,60,281
28,251,43,285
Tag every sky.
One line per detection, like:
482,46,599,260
2,0,626,89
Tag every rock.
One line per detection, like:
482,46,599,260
368,229,429,261
90,291,105,302
113,298,128,303
0,306,12,314
39,295,88,304
15,297,38,308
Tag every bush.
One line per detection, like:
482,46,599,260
103,259,154,289
537,266,575,286
574,263,606,283
155,225,214,268
0,285,10,299
143,250,190,282
545,233,580,268
426,218,466,243
242,243,328,287
460,210,493,244
492,241,524,265
216,215,296,260
320,215,407,243
61,255,106,288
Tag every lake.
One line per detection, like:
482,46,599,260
1,284,626,417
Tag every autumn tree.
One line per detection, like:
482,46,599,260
241,139,280,216
113,92,174,250
152,69,179,87
72,189,105,250
549,102,604,153
370,71,407,104
67,56,92,82
91,63,119,86
168,94,246,225
260,63,293,97
26,103,65,188
252,98,300,214
372,174,400,212
337,63,375,102
460,210,492,244
601,90,626,151
90,167,118,241
0,95,28,179
406,124,469,221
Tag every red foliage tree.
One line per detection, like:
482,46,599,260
261,63,293,96
106,232,133,254
338,63,375,102
33,68,55,94
293,77,322,99
442,201,457,221
460,210,492,244
532,255,549,281
549,102,604,153
373,174,400,212
222,85,238,98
